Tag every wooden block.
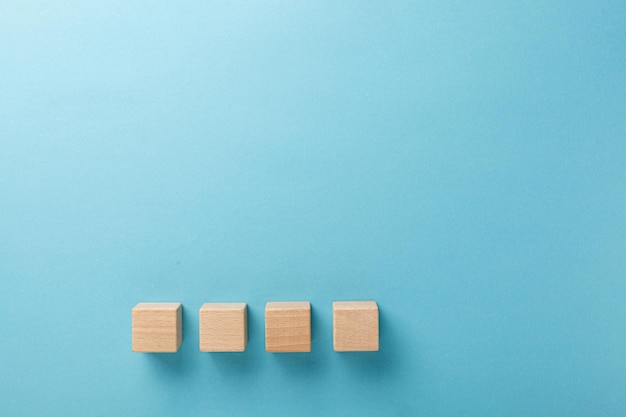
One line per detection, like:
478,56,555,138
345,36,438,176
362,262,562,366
265,301,311,352
132,302,182,352
333,301,379,352
199,303,248,352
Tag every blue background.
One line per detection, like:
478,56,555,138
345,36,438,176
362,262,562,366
1,1,625,416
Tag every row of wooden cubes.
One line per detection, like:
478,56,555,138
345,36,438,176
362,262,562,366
132,301,378,353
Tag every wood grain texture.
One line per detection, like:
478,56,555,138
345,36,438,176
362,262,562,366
132,302,182,352
333,300,379,352
265,301,311,352
199,303,247,352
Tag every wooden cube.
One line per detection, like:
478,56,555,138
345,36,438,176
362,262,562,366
132,302,182,352
199,303,248,352
265,301,311,352
333,301,379,352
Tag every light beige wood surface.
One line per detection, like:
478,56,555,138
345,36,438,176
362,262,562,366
132,302,182,352
199,303,248,352
265,301,311,352
333,300,379,352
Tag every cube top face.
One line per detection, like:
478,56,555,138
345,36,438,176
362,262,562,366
134,302,181,310
132,302,182,353
333,300,378,311
199,303,248,352
265,301,310,311
200,302,247,311
333,300,379,352
265,301,311,352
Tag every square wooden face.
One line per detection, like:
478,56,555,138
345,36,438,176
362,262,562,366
132,303,182,353
333,301,379,352
199,303,248,352
265,302,311,352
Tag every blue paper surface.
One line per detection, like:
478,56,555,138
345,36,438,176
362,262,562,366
1,1,625,415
